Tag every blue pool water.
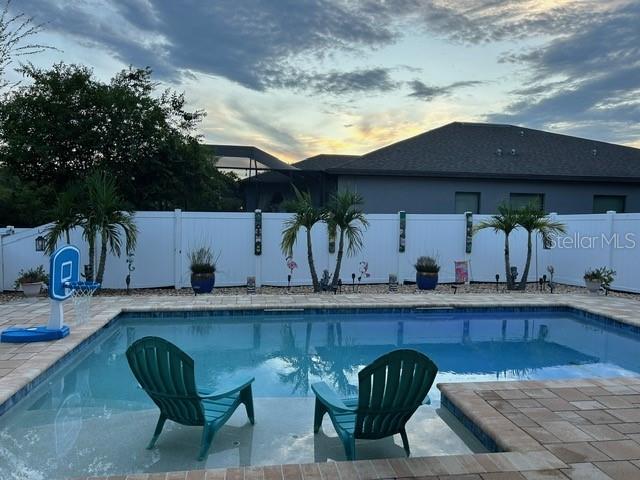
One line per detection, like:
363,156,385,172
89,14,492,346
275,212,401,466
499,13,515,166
1,307,640,478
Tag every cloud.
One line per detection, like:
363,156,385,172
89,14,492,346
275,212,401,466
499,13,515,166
266,67,400,95
361,0,603,45
408,79,482,101
18,1,597,93
488,1,640,144
19,0,399,91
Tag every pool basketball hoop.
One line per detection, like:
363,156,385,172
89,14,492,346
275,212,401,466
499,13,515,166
1,245,99,343
66,280,100,324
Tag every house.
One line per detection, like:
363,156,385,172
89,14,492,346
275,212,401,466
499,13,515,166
219,122,640,214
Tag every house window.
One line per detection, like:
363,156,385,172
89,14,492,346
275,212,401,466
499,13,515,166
510,193,544,210
593,195,625,213
455,192,480,214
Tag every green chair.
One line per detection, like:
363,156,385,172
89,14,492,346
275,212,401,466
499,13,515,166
312,349,438,460
126,336,255,461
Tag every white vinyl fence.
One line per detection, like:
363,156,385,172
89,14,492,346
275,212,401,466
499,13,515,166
1,210,639,292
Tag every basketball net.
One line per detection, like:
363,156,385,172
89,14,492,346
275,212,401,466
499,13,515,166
67,281,100,325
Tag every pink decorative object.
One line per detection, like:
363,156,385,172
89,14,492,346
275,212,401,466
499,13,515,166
286,256,298,291
286,256,298,274
455,261,469,284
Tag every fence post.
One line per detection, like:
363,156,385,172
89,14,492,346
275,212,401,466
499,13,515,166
254,210,262,287
0,233,4,291
173,209,182,289
464,212,473,284
607,210,616,270
397,211,406,281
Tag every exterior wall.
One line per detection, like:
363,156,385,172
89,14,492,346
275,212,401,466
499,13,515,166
243,174,335,211
337,175,640,214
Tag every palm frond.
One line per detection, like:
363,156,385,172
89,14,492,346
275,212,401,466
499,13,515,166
280,184,322,254
325,189,368,257
474,203,520,235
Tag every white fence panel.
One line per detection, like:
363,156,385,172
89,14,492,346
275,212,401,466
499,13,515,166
401,215,466,283
3,210,640,293
611,214,640,293
260,214,329,286
102,212,175,289
180,212,255,287
1,227,50,291
550,214,611,287
337,214,397,285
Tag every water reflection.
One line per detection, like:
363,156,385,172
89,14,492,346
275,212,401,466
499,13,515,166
277,322,323,395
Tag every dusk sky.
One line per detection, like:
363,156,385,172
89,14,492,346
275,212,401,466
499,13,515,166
13,0,640,163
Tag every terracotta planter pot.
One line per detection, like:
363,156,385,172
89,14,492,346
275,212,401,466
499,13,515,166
584,279,602,294
416,272,438,290
21,282,43,297
191,273,215,294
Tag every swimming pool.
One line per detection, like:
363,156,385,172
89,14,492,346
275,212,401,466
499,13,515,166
1,307,639,479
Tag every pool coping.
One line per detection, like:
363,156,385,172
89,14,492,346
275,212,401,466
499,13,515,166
2,292,640,479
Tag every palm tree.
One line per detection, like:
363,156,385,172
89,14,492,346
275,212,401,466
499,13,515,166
83,171,138,284
516,203,566,290
281,186,324,292
44,186,82,254
475,203,520,290
324,190,369,288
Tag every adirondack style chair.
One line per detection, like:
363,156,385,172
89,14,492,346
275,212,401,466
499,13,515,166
312,349,438,460
126,336,255,460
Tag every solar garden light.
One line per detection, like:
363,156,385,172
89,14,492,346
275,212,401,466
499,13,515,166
495,273,500,291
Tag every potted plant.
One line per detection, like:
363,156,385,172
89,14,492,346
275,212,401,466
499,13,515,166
14,265,49,297
414,256,440,290
188,246,218,294
583,267,616,294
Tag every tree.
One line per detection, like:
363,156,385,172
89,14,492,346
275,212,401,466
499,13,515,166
0,167,54,226
516,204,566,290
83,171,138,284
0,0,52,91
475,203,521,290
0,63,241,225
281,186,324,292
324,190,369,288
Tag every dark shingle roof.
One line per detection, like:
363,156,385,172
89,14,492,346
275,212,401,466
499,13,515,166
330,122,640,181
294,154,359,171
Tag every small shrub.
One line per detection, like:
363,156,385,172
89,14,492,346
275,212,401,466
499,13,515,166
188,246,218,275
14,265,49,288
414,256,440,274
584,267,615,287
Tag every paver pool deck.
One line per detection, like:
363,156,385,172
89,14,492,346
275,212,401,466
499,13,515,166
2,292,640,479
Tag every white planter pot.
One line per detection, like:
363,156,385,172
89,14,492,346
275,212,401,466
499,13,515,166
21,282,43,297
584,279,602,294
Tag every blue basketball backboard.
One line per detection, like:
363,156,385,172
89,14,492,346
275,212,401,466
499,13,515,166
49,245,80,301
